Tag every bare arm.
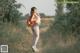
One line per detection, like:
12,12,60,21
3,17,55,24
34,13,41,24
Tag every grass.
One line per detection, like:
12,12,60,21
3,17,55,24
0,17,80,53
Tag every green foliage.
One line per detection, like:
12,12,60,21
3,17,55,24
0,0,23,24
51,0,80,36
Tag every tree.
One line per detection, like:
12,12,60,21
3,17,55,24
0,0,23,23
66,0,80,34
50,0,80,36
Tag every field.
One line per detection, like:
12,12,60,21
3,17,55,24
0,17,80,53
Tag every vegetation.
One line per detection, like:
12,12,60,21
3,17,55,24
0,0,22,24
51,0,80,37
42,0,80,53
0,0,80,53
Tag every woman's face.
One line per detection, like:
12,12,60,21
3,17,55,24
34,9,37,13
31,8,38,15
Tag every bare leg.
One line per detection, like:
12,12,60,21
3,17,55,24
32,25,40,52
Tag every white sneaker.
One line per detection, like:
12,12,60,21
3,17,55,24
32,46,39,52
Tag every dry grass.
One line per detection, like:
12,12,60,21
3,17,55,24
0,17,80,53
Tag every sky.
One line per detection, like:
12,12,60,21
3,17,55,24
16,0,57,16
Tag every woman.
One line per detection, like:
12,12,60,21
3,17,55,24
27,7,41,52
